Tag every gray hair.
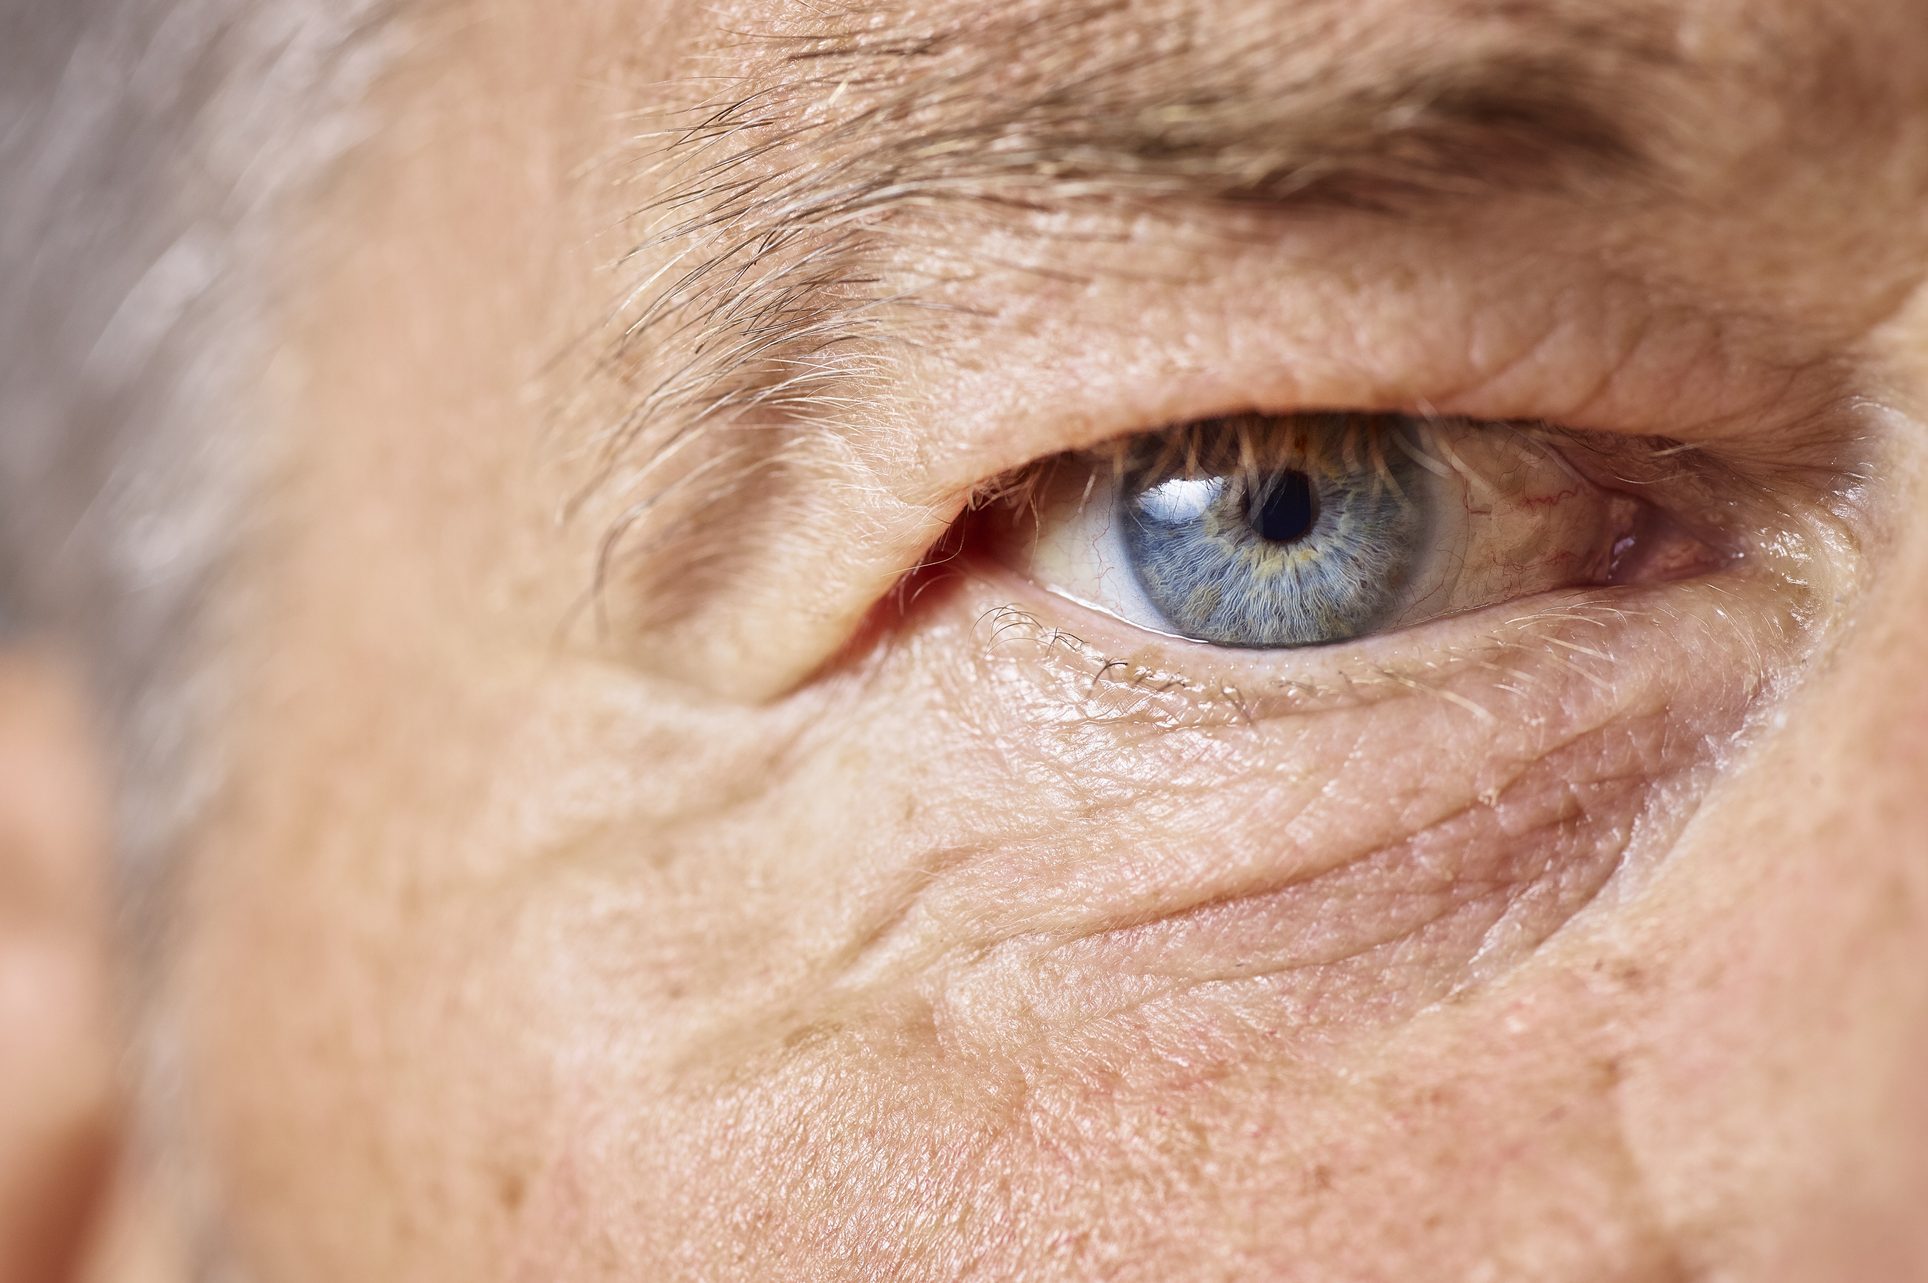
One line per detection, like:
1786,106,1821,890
1,5,400,1276
0,0,397,908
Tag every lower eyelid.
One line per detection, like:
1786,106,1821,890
941,547,1797,729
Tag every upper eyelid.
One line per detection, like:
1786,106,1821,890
588,205,1845,592
581,216,1860,700
928,310,1844,528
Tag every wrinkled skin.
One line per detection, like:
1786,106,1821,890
13,0,1928,1280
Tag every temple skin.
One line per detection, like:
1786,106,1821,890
7,0,1928,1280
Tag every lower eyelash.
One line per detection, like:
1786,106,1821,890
965,581,1740,742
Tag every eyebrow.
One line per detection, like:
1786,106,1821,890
586,0,1686,613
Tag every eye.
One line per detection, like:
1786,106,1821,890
983,411,1720,648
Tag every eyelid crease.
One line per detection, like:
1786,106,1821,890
962,402,1826,536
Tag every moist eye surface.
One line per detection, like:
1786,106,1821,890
988,410,1715,652
1121,416,1431,647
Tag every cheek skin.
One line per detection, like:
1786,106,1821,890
1601,452,1928,1281
802,574,1790,1044
183,540,1816,1282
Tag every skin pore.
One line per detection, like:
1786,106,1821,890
31,0,1928,1278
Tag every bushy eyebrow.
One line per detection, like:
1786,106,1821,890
583,0,1685,617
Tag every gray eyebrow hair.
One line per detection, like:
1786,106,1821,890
587,0,1686,618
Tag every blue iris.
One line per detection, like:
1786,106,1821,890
1120,418,1432,647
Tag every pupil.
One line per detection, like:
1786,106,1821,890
1244,469,1318,544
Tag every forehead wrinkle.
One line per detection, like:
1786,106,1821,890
585,0,1690,625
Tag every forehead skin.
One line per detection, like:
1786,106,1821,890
172,0,1928,1280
